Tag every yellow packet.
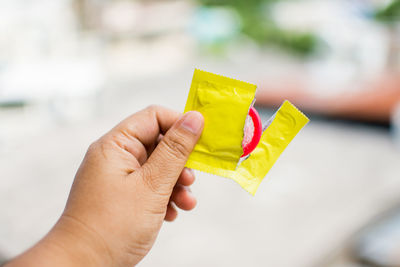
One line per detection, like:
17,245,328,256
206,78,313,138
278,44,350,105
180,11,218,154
184,69,257,172
223,100,309,195
184,69,309,195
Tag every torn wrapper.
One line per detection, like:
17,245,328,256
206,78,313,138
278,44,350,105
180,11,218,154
184,69,309,195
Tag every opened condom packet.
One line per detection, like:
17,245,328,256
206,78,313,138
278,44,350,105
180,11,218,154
184,69,257,171
184,69,309,195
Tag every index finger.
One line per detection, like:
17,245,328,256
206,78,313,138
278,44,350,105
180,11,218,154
110,105,181,147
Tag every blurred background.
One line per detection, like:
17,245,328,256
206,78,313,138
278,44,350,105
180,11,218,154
1,0,400,266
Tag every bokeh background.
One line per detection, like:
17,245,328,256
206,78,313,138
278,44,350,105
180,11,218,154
1,0,400,266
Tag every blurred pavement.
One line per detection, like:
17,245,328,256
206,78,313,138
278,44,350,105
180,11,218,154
1,66,400,267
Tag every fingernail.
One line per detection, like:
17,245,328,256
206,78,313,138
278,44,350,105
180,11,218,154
181,111,203,134
186,167,194,175
186,186,192,193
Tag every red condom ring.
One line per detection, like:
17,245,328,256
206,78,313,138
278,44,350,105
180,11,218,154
242,106,262,157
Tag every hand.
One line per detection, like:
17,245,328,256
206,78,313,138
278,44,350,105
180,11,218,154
6,106,204,267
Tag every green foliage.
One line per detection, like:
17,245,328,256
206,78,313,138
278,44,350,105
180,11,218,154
196,0,318,55
374,0,400,23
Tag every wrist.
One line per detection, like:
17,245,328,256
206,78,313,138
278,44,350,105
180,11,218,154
6,214,114,267
48,214,114,267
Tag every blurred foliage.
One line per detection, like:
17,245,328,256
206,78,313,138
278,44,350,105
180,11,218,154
374,0,400,23
197,0,318,56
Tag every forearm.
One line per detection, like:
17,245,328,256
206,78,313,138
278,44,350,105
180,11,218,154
5,216,113,267
5,106,202,267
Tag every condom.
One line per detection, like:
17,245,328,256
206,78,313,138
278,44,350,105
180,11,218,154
224,100,309,195
184,69,257,171
184,69,309,195
242,106,262,157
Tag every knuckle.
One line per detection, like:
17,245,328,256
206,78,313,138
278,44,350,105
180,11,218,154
162,132,190,159
145,104,161,114
140,166,170,197
87,140,100,156
141,166,158,193
87,138,114,160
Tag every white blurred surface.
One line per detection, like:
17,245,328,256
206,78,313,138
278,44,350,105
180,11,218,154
1,0,400,266
1,67,400,266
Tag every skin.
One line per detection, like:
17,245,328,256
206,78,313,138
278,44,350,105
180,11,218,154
5,105,204,267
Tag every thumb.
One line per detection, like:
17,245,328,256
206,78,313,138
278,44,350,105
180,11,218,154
141,111,204,195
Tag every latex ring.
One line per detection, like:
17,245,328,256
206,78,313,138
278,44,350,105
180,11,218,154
242,106,262,157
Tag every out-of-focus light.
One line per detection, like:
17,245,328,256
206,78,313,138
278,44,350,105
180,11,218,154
189,7,241,44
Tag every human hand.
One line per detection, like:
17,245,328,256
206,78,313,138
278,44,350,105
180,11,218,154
6,106,204,267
